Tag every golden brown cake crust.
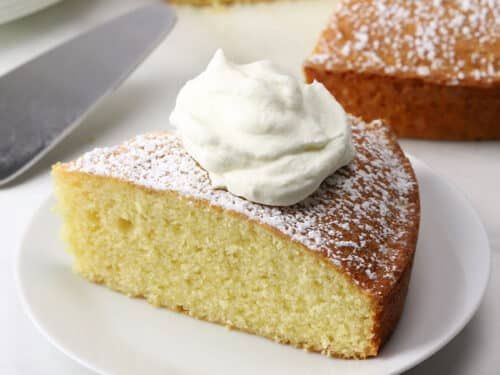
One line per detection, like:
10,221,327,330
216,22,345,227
55,116,420,357
306,0,499,86
304,0,500,140
304,68,500,140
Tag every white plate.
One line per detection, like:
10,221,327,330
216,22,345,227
16,156,490,375
0,0,61,25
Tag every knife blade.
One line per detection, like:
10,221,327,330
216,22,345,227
0,3,176,186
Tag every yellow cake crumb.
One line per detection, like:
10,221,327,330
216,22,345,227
53,169,376,358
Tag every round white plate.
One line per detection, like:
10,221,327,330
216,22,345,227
0,0,61,25
15,156,490,375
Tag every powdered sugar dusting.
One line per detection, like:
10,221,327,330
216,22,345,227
306,0,499,86
65,116,419,295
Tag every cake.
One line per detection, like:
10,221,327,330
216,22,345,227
304,0,500,140
53,116,419,359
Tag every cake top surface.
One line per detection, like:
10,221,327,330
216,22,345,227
63,116,419,296
305,0,499,86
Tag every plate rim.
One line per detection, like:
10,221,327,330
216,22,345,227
0,0,62,25
398,155,492,373
14,154,491,375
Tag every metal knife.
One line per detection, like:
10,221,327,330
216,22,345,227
0,3,176,186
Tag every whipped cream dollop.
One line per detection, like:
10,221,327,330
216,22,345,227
169,50,355,206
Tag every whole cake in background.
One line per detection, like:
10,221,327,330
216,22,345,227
53,51,420,359
304,0,500,140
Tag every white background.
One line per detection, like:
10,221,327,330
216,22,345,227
1,0,498,374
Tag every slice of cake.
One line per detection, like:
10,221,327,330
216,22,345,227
52,115,419,359
304,0,500,140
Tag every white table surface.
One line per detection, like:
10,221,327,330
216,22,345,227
0,1,498,374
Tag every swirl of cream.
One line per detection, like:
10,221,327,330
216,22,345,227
170,50,355,206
